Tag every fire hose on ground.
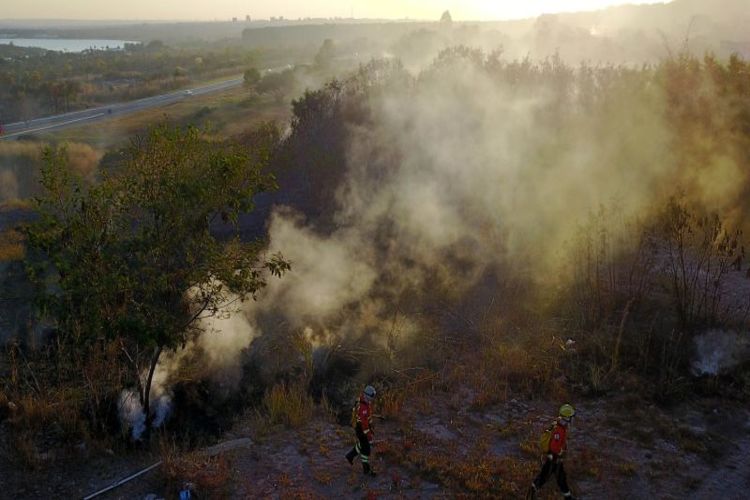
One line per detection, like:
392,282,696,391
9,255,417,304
81,438,253,500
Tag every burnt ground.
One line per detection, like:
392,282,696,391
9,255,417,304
4,388,748,500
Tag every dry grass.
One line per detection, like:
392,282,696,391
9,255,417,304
377,423,537,498
1,387,88,468
162,447,232,499
262,381,314,428
379,369,438,420
0,141,44,158
459,334,568,409
0,199,33,211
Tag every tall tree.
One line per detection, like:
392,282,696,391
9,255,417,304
24,126,289,428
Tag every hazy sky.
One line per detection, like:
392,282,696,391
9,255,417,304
3,1,669,22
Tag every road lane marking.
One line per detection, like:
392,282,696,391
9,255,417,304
2,113,105,139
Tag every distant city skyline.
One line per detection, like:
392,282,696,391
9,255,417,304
2,0,670,22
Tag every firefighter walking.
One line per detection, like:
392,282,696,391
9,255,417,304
345,385,377,476
529,403,578,500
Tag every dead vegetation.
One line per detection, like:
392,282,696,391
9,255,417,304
1,50,750,499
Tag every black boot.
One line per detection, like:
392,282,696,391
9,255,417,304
345,449,356,465
363,462,376,476
527,484,538,500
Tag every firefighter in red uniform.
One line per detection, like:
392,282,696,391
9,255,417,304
529,403,578,500
345,385,377,476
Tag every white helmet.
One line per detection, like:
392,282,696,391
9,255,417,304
363,385,377,402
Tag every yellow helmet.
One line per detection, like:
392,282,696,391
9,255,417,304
559,403,576,418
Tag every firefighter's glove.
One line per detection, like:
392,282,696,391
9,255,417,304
546,454,554,461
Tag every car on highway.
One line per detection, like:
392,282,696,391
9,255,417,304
183,90,193,95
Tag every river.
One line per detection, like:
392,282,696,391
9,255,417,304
0,38,137,52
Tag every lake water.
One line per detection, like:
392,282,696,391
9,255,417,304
0,38,137,52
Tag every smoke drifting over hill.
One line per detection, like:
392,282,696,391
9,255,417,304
255,54,741,344
148,43,750,418
135,2,750,425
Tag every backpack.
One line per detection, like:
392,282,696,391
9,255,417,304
539,422,555,453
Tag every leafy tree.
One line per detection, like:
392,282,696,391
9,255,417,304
243,67,261,86
24,126,289,429
440,10,453,24
257,68,297,100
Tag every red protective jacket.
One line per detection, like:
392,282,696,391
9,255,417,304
548,420,568,456
356,396,374,434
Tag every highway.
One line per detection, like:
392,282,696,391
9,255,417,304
0,76,244,140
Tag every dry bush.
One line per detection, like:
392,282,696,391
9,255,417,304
0,141,102,201
262,381,314,428
1,337,127,455
63,143,102,179
1,387,88,468
464,332,567,409
659,198,744,329
0,170,19,201
12,387,87,437
554,196,748,400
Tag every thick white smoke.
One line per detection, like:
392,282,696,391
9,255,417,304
117,390,146,440
255,53,681,344
118,291,261,436
261,209,377,328
122,47,748,425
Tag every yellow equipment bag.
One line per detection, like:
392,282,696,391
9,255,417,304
539,423,554,453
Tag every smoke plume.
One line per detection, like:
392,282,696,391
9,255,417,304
133,47,749,413
118,291,262,435
256,54,677,339
693,330,750,376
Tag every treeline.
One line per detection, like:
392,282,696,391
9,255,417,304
0,42,262,122
278,50,750,231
